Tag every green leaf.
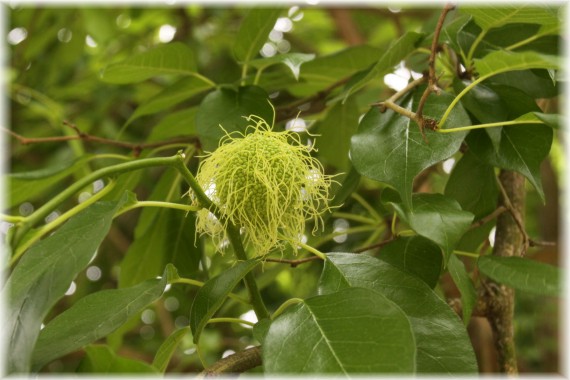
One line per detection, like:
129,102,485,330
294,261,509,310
445,150,499,219
263,287,416,374
515,111,560,129
252,318,271,344
314,97,360,170
474,51,559,79
378,236,443,288
388,193,474,261
454,79,506,150
148,108,197,142
77,345,158,373
478,256,561,296
249,53,315,80
101,42,197,84
195,85,273,152
126,76,213,125
292,45,381,95
341,32,424,101
320,253,478,373
488,69,558,99
7,155,91,208
120,169,199,287
190,259,260,344
350,87,470,209
448,255,477,325
466,124,553,202
152,326,190,373
461,6,559,32
5,196,128,374
233,8,283,64
79,9,116,44
32,266,170,371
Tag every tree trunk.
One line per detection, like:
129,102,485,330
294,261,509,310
481,170,525,374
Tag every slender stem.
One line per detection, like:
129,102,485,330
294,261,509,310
207,317,255,327
466,29,488,67
377,76,426,111
351,193,382,221
12,154,184,247
296,240,326,260
331,212,378,225
453,250,480,259
253,67,265,86
506,33,543,51
469,206,508,231
1,214,25,223
10,180,117,266
398,229,416,237
391,211,398,236
115,201,200,217
438,120,544,133
172,158,270,320
240,64,248,86
272,298,304,320
315,225,379,248
438,73,491,129
171,278,250,305
381,100,419,122
265,255,321,267
226,225,270,319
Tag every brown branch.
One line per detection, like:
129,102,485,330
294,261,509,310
265,256,321,268
481,170,525,374
448,297,488,319
495,175,529,255
328,9,364,45
199,346,262,377
415,3,455,142
4,122,200,157
353,236,396,254
468,206,508,231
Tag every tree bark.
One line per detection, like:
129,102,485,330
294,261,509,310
481,170,525,374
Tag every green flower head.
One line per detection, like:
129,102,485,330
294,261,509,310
192,114,333,256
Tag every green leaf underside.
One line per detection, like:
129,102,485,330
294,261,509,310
467,125,552,202
101,42,197,84
478,256,560,296
263,287,416,374
32,270,168,370
462,6,559,32
126,76,213,125
195,85,274,152
249,53,315,80
120,169,199,287
190,259,260,344
233,8,283,64
350,87,470,209
445,150,499,219
148,107,197,142
378,236,442,288
319,253,478,373
389,194,474,261
315,98,360,170
341,31,424,101
448,255,477,325
152,327,190,372
5,196,128,373
474,50,559,79
77,345,158,373
7,155,91,208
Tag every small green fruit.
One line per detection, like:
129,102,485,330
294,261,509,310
192,114,333,256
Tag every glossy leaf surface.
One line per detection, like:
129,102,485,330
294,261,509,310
478,256,560,296
319,253,478,373
350,88,470,209
264,287,416,374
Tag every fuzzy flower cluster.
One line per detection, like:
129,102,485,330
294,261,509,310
192,115,332,256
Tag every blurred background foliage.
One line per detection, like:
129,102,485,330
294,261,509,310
6,4,561,373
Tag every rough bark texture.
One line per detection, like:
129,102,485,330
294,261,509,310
199,346,262,377
481,170,525,374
